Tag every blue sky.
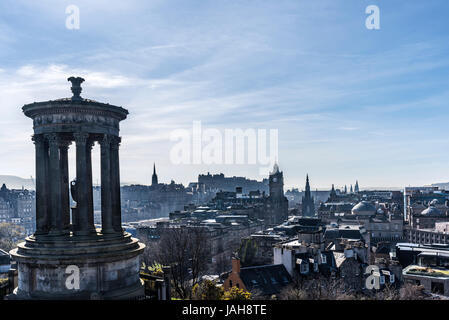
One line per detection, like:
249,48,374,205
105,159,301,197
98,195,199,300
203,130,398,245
0,0,448,190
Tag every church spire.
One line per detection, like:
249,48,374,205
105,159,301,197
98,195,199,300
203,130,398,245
305,174,311,193
329,184,337,201
152,163,158,186
301,174,315,217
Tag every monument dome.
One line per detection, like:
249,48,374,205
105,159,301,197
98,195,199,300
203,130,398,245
421,205,442,216
351,201,376,216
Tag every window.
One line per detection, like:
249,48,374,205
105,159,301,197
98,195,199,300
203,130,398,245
431,282,444,295
321,254,327,264
229,280,233,287
379,275,385,285
300,263,309,274
390,274,395,283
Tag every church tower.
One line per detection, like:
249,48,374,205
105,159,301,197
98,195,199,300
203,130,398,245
301,174,315,217
269,163,284,199
267,163,288,225
152,163,158,186
354,180,360,193
329,184,337,201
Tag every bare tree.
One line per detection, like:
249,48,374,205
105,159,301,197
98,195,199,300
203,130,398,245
279,275,357,300
399,283,429,300
153,226,211,299
279,273,433,300
0,223,25,252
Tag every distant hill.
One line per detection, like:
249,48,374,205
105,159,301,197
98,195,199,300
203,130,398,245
431,183,449,190
0,175,35,190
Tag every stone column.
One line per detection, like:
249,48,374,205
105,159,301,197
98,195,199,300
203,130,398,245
100,134,114,234
111,136,123,233
45,133,63,235
74,132,95,236
32,134,49,235
86,140,96,232
59,141,71,232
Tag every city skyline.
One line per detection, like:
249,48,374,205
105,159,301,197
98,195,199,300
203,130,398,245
1,1,449,189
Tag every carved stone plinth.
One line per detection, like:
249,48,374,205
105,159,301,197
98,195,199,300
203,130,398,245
9,232,145,300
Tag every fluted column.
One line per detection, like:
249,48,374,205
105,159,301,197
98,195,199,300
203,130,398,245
111,136,123,233
59,141,71,232
32,134,49,235
100,134,114,234
74,132,95,236
45,133,64,235
86,139,95,232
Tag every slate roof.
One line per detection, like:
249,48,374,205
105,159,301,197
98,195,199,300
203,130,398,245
239,264,292,296
325,228,363,241
0,249,10,266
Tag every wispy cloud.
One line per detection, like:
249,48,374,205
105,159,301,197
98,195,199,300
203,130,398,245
0,1,449,188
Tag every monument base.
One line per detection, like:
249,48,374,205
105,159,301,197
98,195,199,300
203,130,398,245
9,232,145,300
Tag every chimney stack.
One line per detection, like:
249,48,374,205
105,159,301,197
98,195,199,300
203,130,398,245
231,257,241,274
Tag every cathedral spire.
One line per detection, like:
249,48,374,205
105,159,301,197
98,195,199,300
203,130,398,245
329,184,337,201
301,174,315,217
305,174,310,192
152,163,158,186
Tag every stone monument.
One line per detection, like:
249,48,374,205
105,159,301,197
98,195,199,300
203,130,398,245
9,77,145,299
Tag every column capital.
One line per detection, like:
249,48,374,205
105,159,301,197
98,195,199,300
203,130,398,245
100,134,113,146
87,139,95,150
73,132,90,144
31,134,45,145
44,133,62,147
111,136,121,150
59,140,72,150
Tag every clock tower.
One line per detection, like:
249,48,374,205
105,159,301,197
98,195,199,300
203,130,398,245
269,163,284,199
267,163,288,225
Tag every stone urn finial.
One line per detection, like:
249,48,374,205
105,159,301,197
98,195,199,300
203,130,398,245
68,76,85,101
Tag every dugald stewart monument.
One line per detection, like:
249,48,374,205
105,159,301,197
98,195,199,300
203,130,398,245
9,77,145,299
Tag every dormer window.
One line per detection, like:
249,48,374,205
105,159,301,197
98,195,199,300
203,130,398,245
300,263,309,274
321,254,327,264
